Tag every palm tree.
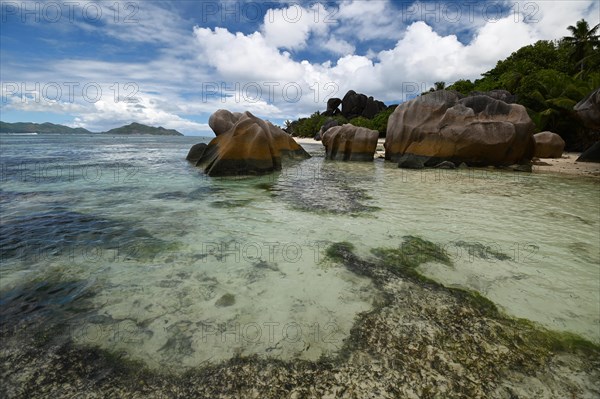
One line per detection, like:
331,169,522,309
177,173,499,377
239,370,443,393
434,81,446,91
563,19,600,73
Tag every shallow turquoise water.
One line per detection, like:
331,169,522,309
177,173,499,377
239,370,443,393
1,134,598,370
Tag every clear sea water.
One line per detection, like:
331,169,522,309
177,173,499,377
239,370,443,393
1,134,598,372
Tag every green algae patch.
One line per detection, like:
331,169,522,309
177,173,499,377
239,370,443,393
507,318,600,356
325,241,355,262
325,237,599,358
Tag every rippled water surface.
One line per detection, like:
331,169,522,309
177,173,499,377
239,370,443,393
1,134,598,371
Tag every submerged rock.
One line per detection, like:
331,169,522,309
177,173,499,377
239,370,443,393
533,132,565,158
189,110,310,176
322,124,379,161
397,153,429,169
215,293,235,307
385,91,536,166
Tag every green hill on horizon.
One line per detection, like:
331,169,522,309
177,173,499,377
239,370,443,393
102,122,183,136
0,121,184,136
0,121,92,134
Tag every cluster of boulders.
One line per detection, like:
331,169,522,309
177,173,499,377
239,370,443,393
325,90,387,119
188,88,599,176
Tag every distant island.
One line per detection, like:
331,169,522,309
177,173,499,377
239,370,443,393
102,123,183,136
0,121,184,136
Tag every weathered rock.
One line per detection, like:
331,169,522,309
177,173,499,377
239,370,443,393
208,109,243,136
576,141,600,163
469,90,517,104
397,154,429,169
190,110,310,176
340,91,387,119
315,119,340,141
385,91,536,166
362,96,386,119
186,143,207,163
574,87,600,132
341,90,367,119
533,132,565,158
324,98,342,116
322,124,379,161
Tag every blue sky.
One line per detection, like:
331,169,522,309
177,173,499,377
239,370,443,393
1,0,598,135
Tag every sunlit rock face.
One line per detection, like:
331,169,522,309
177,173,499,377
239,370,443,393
322,124,379,162
189,110,310,176
385,91,536,167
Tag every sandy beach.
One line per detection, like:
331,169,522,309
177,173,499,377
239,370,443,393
532,152,600,177
295,138,600,178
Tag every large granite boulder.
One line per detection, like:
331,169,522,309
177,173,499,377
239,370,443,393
574,87,600,132
190,110,310,176
322,124,379,161
385,91,536,166
533,132,565,158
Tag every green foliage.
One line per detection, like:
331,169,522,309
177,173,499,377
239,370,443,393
287,106,396,138
348,116,375,130
517,69,599,146
347,107,397,137
447,79,475,95
287,112,348,138
563,19,600,74
371,106,397,137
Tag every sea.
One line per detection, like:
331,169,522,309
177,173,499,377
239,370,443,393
1,133,598,372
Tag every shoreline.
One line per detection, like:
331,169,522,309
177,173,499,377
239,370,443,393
294,138,600,178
